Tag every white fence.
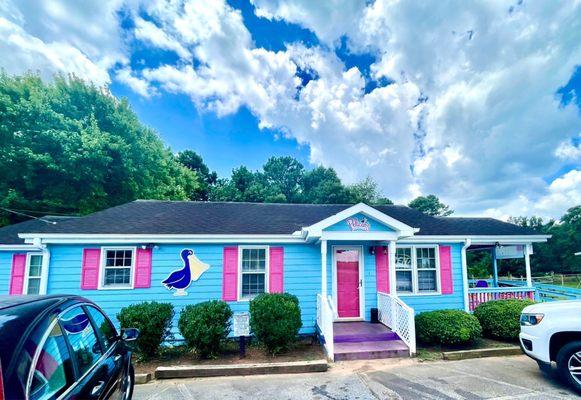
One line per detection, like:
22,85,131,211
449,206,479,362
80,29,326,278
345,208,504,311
467,287,536,311
377,292,416,356
316,293,335,360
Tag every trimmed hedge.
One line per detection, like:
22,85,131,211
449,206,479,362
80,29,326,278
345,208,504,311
415,309,482,345
117,302,174,358
249,293,302,355
474,299,535,340
178,300,232,358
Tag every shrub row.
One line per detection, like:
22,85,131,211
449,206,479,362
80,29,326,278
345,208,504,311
117,293,302,358
415,299,534,346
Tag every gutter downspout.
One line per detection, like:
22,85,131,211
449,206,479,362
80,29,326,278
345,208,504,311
461,239,472,312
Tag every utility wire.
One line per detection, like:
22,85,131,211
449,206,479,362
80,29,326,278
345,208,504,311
0,207,58,224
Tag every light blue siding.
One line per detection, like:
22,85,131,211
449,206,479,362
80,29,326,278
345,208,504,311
0,251,14,295
397,243,466,313
324,213,394,232
46,243,321,339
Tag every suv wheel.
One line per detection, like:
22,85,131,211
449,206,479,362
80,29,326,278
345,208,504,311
556,341,581,394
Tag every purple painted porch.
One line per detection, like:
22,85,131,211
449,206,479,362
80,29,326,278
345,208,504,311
332,322,409,361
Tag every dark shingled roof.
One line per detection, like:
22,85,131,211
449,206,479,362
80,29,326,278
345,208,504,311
8,200,541,237
0,216,78,244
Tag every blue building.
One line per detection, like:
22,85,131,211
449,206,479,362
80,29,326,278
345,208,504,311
0,201,549,360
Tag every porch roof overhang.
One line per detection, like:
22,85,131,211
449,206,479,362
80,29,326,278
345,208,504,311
299,203,419,242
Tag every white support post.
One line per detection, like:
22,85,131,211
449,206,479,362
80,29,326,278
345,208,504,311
321,239,327,297
525,244,533,287
461,239,472,312
40,244,51,295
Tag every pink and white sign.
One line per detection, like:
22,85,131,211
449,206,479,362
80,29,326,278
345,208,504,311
346,217,370,231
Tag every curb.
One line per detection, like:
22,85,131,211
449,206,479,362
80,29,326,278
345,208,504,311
135,373,152,385
155,359,328,379
442,346,522,361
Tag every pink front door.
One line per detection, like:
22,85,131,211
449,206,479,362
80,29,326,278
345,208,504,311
336,249,360,318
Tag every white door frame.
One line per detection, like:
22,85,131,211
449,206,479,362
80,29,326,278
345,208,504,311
332,245,365,321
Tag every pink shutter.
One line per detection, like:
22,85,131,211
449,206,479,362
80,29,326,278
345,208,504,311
375,246,390,293
134,248,152,288
269,247,284,293
81,249,101,290
9,254,26,295
222,247,238,301
439,246,453,294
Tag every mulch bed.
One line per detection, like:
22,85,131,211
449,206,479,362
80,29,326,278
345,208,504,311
417,337,517,361
134,336,325,375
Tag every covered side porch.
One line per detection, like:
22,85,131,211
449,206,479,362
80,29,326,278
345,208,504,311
466,241,536,312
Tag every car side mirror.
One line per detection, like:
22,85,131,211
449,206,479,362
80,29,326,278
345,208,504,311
121,328,139,342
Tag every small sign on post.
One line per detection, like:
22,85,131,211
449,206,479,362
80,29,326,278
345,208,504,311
233,312,250,358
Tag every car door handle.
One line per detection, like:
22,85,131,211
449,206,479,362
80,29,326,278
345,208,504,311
91,381,105,396
114,354,122,362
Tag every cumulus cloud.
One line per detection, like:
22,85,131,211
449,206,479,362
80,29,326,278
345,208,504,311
0,0,579,219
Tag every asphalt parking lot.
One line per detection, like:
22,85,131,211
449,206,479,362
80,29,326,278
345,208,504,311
134,355,579,399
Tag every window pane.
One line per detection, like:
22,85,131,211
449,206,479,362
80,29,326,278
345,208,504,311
396,271,413,293
29,255,43,276
60,307,102,377
27,278,41,295
241,248,266,271
104,268,131,286
418,270,437,291
395,248,412,270
241,273,265,297
29,324,72,400
86,306,118,351
416,247,436,269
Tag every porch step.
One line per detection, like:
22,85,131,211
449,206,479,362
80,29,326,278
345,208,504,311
333,322,400,343
334,340,409,361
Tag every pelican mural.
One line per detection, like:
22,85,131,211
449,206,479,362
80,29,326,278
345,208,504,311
162,249,210,296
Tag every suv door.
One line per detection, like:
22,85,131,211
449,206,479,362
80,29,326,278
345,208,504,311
85,305,128,400
58,306,109,399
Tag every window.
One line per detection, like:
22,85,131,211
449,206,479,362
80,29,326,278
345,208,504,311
101,248,134,288
59,307,102,377
86,306,118,351
239,247,268,299
25,254,43,295
395,246,440,294
29,324,73,400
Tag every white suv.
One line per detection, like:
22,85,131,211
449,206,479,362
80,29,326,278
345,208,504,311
520,300,581,393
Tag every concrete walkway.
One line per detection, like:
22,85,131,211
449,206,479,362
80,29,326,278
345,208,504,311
134,355,579,399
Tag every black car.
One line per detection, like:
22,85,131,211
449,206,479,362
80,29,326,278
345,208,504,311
0,295,138,400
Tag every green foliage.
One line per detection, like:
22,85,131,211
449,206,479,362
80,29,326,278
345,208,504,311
474,299,535,340
249,293,302,355
176,150,217,201
0,73,199,225
415,309,482,345
408,195,453,216
178,300,233,358
467,251,492,278
117,302,174,358
347,176,393,205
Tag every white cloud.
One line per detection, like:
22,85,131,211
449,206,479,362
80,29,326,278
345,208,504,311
1,0,579,219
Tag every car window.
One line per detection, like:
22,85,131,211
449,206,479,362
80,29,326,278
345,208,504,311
29,323,74,400
86,306,118,351
59,307,103,377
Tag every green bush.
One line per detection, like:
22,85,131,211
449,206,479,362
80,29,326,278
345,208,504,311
117,302,174,358
178,300,233,358
415,309,482,345
249,293,302,355
474,299,535,340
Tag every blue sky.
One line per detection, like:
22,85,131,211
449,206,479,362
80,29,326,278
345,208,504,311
0,0,579,219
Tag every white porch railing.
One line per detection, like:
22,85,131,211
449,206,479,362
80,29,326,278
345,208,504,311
468,287,536,312
316,293,335,360
377,292,416,356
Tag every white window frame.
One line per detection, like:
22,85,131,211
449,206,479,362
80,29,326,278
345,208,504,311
23,252,44,295
395,245,441,296
237,245,269,301
98,246,136,290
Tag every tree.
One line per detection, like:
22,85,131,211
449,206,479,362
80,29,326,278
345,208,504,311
347,177,393,205
262,156,304,203
176,150,217,201
408,195,453,216
302,167,352,204
0,73,199,226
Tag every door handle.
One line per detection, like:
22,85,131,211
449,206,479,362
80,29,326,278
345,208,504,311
359,279,363,287
91,381,105,396
114,354,122,362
